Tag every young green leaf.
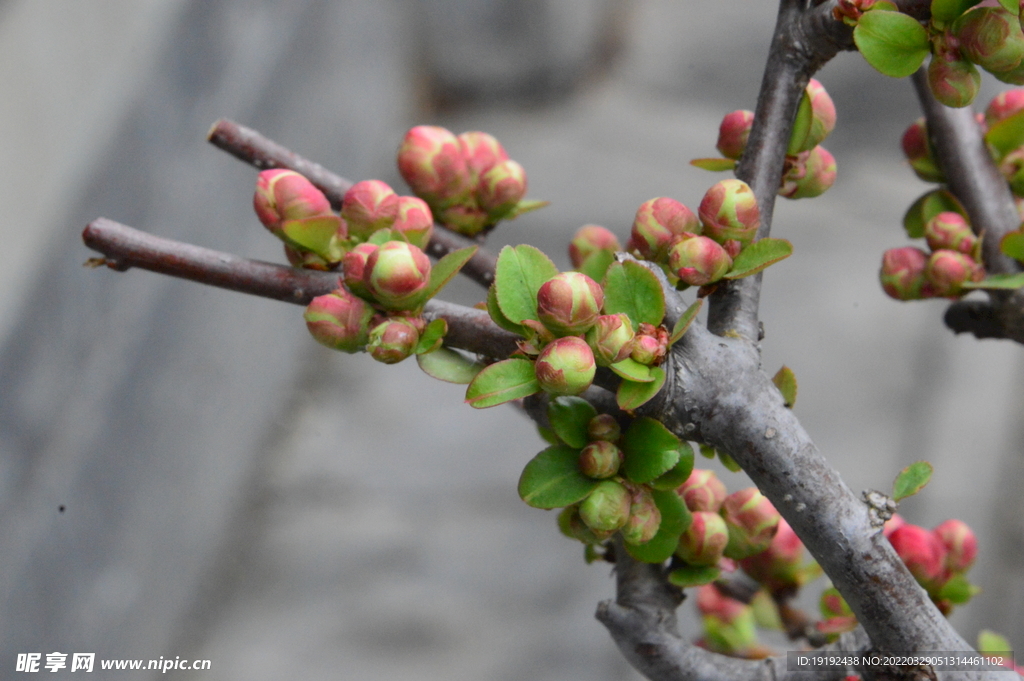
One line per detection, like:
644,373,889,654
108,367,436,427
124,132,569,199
903,189,968,239
577,249,616,283
486,282,527,336
699,443,716,459
465,357,540,408
977,629,1013,655
997,0,1017,11
609,357,655,382
415,318,448,354
621,417,682,484
999,231,1024,262
494,244,559,324
690,157,737,172
602,260,666,328
518,444,599,509
422,246,478,300
892,460,933,501
667,564,721,588
960,272,1024,290
985,108,1024,159
669,299,703,346
368,228,397,246
718,450,742,472
281,216,342,257
937,573,981,604
506,198,550,220
616,367,666,410
547,396,599,449
623,489,692,563
772,365,798,408
537,425,560,446
649,442,696,491
853,9,930,78
787,89,814,155
931,0,983,23
724,238,793,279
417,346,485,384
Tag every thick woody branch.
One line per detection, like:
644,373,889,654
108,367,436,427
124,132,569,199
207,119,499,288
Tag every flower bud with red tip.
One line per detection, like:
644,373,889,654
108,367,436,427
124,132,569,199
622,485,662,545
579,480,632,532
586,313,635,365
832,0,877,24
254,169,335,237
880,247,931,301
391,195,434,249
676,511,730,566
779,146,837,199
924,211,978,255
536,272,604,336
578,440,623,479
366,317,420,364
397,125,472,208
478,159,527,218
933,519,978,574
716,110,754,160
569,225,620,269
953,7,1024,74
628,197,701,261
365,240,432,309
888,523,948,592
925,249,983,298
699,179,760,247
534,336,597,396
677,469,727,513
341,180,399,241
457,131,508,186
667,236,733,286
721,488,780,560
738,517,805,594
630,323,669,366
587,414,621,442
902,118,945,183
304,289,375,353
985,89,1024,126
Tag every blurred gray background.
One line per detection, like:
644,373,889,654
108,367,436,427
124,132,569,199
0,1,1022,679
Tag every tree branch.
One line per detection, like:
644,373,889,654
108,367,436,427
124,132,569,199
207,119,499,288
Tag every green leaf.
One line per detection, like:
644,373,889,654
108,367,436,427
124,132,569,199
494,244,559,324
537,425,560,446
931,0,982,23
616,367,666,410
602,261,666,328
690,157,737,172
788,89,814,155
417,347,484,384
506,198,550,220
772,365,798,408
903,189,968,239
486,282,527,336
718,450,742,472
999,231,1024,262
938,573,981,604
465,358,540,408
997,0,1017,12
624,489,692,563
281,216,342,257
649,442,696,491
547,396,598,449
622,417,682,484
960,272,1024,290
609,357,655,382
667,564,721,588
853,9,930,78
414,318,448,354
978,629,1013,655
368,228,397,246
669,299,703,346
751,590,784,630
577,249,616,283
724,238,793,279
892,460,933,501
699,443,716,459
985,109,1024,159
422,246,478,301
518,444,599,509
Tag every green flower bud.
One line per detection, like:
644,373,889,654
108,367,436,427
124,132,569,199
557,505,614,544
675,511,729,566
925,249,984,298
397,125,472,208
933,519,978,574
928,48,981,109
627,197,701,261
924,211,978,256
340,180,399,241
716,110,754,160
365,240,432,309
721,488,780,560
579,480,632,532
901,118,945,183
391,195,434,249
534,337,597,396
953,7,1024,74
667,236,733,286
677,468,727,513
698,179,760,247
578,440,623,479
621,485,661,545
457,131,508,187
585,313,635,366
536,272,604,337
569,225,621,269
366,317,420,364
880,247,931,301
303,289,374,352
586,414,621,443
253,169,334,237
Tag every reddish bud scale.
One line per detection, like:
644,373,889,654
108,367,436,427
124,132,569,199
933,519,978,574
720,488,780,560
925,249,984,298
985,89,1024,127
534,336,597,396
536,272,604,337
677,468,727,513
391,195,434,249
667,236,733,286
303,289,375,353
569,225,621,269
365,241,432,308
254,169,334,236
340,180,399,241
628,197,701,261
880,247,931,301
676,511,730,566
457,131,508,186
737,517,805,594
397,125,472,208
586,313,635,366
888,524,949,592
924,212,977,255
716,110,755,160
698,179,760,246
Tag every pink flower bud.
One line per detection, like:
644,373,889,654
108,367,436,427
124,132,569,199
630,323,669,366
569,225,621,269
928,50,981,109
534,336,597,396
536,272,604,337
391,195,434,249
901,118,945,183
779,145,838,199
254,169,334,237
676,511,730,566
985,89,1024,126
667,236,733,286
832,0,877,23
716,110,755,160
925,249,984,298
477,159,527,218
880,247,931,301
888,523,948,592
365,240,432,309
696,584,748,624
677,469,727,513
303,289,375,353
397,125,472,208
699,179,761,247
803,79,837,150
953,7,1024,75
342,242,378,298
999,146,1024,194
586,414,621,442
340,180,399,241
621,485,662,545
367,317,421,364
585,313,635,366
457,131,508,186
924,211,977,255
738,517,805,594
820,586,853,620
628,197,701,261
883,513,907,538
579,480,632,532
933,519,978,574
721,488,780,560
578,440,623,479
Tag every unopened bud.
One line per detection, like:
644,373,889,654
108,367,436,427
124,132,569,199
924,211,978,255
621,485,662,545
579,480,632,532
304,289,374,352
699,179,760,247
779,146,838,200
925,249,983,298
675,511,730,566
696,584,749,624
342,242,378,298
436,204,490,237
457,131,508,186
738,517,805,594
985,89,1024,126
536,272,604,337
721,488,780,560
928,35,981,109
366,317,420,364
254,169,334,237
820,586,853,620
667,236,733,286
998,146,1024,194
901,118,945,183
578,440,623,479
365,240,432,309
397,125,472,208
803,79,837,150
888,523,948,592
570,225,621,269
586,414,621,442
953,7,1024,75
534,336,597,396
586,313,635,365
558,505,614,544
832,0,877,24
391,195,434,249
880,247,931,301
716,110,755,160
628,197,701,261
477,159,527,218
933,519,978,574
630,323,669,366
341,180,399,241
677,469,727,513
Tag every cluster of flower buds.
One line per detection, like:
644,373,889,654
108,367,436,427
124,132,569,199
397,126,540,237
885,514,979,614
880,211,984,300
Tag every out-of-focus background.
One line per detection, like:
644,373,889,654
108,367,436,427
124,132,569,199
1,1,1022,678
